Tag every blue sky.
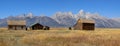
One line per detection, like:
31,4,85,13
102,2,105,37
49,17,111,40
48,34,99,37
0,0,120,18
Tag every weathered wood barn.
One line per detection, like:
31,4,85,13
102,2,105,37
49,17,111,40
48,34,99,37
73,18,95,30
30,23,44,30
7,20,26,30
30,23,50,30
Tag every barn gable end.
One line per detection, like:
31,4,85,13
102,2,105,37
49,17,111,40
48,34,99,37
30,23,50,30
30,23,44,30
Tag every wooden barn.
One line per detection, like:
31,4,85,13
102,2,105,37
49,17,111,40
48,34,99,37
30,23,50,30
73,18,95,30
7,20,26,30
30,23,44,30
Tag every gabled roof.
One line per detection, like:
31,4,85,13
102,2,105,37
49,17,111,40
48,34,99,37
30,23,43,27
77,18,95,23
7,20,26,25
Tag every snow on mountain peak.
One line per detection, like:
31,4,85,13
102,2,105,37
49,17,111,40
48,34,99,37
79,9,85,15
75,10,87,20
0,10,120,28
26,13,33,18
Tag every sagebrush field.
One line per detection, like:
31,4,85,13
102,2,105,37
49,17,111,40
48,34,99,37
0,28,120,46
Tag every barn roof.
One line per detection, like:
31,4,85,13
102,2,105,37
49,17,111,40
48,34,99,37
7,20,26,25
29,23,43,27
77,18,95,23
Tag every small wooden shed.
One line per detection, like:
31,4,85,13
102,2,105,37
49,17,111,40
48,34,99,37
30,23,44,30
73,18,95,30
7,20,26,30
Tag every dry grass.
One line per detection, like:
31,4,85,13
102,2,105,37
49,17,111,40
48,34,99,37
0,28,120,46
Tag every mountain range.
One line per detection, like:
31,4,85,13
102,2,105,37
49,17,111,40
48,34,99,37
0,10,120,28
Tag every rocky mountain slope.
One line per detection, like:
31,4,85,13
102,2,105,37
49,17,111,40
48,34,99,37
0,10,120,28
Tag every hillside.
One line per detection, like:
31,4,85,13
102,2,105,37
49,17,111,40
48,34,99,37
0,10,120,28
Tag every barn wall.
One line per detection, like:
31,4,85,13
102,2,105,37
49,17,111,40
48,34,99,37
73,23,82,30
73,23,95,30
8,25,26,30
82,23,95,30
31,24,44,30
